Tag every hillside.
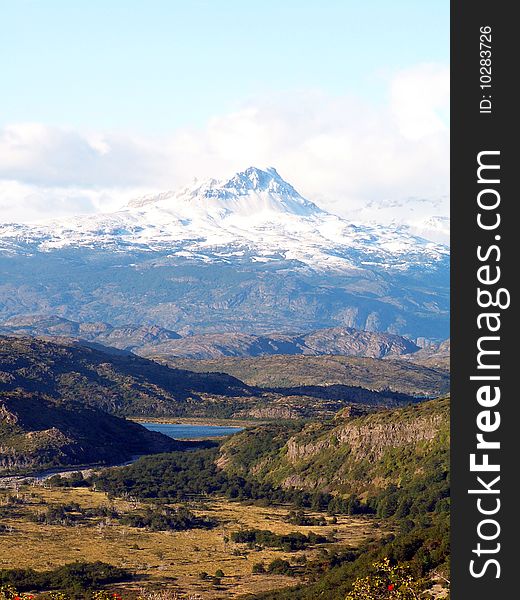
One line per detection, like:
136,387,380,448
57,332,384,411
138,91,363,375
240,397,450,600
218,396,449,498
0,391,181,475
165,354,449,397
0,336,422,421
0,335,261,418
398,339,450,371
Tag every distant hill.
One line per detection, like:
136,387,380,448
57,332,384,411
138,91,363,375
0,314,181,351
0,391,182,476
138,326,420,360
1,315,422,360
0,336,424,421
165,354,449,398
396,339,450,371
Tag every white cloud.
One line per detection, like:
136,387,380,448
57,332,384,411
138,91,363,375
0,180,151,223
390,63,450,139
0,63,449,229
0,124,168,188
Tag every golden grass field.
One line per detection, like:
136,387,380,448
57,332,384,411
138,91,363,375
0,486,387,599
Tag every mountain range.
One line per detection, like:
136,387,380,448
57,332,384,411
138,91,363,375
0,314,423,359
0,167,449,340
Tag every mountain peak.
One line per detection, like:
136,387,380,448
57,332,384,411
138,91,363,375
224,166,296,195
127,167,321,217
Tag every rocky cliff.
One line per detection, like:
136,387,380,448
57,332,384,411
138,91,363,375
218,397,449,496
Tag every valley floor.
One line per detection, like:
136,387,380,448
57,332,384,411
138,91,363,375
0,486,387,599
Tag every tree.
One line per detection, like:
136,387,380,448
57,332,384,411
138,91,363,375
345,558,423,600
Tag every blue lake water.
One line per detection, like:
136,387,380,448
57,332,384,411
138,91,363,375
141,423,244,439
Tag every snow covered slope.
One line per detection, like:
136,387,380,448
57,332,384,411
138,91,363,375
0,167,447,272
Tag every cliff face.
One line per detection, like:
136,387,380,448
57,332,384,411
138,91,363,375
287,414,443,463
219,397,449,496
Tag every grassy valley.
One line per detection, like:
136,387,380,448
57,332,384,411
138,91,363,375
0,486,386,599
1,395,449,598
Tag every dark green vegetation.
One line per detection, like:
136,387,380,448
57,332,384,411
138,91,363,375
27,501,215,532
84,448,338,511
285,509,328,526
237,398,450,598
0,562,130,593
254,516,449,599
167,354,449,396
0,335,258,418
219,397,449,498
29,502,118,526
0,392,181,475
51,397,448,520
119,505,215,531
87,396,448,506
231,529,328,551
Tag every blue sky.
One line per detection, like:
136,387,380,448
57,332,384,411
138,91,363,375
0,1,449,228
1,0,448,132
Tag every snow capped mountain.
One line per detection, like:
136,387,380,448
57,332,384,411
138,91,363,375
341,196,450,245
407,215,450,244
128,166,320,215
0,167,447,272
0,167,449,339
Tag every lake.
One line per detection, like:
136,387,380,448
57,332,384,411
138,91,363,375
141,422,244,439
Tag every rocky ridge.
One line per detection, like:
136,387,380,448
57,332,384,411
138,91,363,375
218,397,449,495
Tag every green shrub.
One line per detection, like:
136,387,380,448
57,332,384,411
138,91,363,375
0,562,129,592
